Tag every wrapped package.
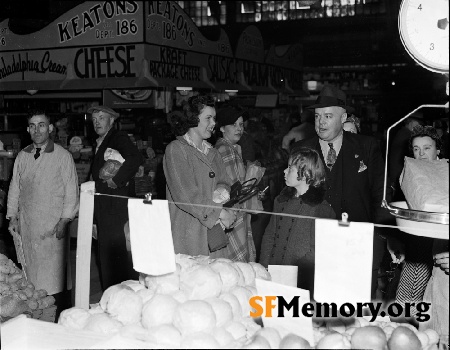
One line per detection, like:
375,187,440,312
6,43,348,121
244,161,266,211
400,157,449,213
244,160,266,185
99,148,125,180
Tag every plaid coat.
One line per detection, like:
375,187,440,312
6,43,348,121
215,137,256,262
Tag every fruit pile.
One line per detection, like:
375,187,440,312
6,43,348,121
58,254,441,349
314,317,440,350
59,254,271,348
0,253,55,321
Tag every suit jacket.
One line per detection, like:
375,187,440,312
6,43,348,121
91,128,143,196
291,132,391,225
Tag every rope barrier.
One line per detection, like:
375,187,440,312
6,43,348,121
80,189,448,235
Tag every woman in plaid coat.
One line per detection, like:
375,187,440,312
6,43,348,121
215,106,257,262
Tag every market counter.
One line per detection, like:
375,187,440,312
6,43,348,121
0,315,157,350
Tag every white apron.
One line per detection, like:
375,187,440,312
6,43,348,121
17,154,70,295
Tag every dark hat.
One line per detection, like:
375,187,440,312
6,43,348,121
216,106,248,127
87,105,120,119
307,85,354,114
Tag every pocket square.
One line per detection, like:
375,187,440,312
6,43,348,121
358,160,367,173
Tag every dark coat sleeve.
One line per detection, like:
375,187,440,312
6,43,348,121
365,137,392,225
259,198,280,267
110,131,143,188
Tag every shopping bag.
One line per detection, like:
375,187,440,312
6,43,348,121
245,160,266,184
99,148,125,180
400,157,449,212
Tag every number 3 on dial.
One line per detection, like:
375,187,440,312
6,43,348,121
398,0,449,73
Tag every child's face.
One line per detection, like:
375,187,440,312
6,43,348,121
284,162,302,187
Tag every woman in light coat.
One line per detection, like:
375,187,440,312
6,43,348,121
163,94,236,258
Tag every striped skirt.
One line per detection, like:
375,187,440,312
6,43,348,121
396,236,433,316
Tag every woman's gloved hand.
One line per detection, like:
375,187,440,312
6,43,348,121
434,252,449,274
219,208,237,229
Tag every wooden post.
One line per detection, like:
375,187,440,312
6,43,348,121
75,181,95,309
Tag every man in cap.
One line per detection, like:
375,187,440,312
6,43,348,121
7,109,79,318
291,85,392,300
88,105,143,291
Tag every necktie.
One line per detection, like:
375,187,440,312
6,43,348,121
34,148,41,160
326,143,336,169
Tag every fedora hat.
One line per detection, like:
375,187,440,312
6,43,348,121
307,85,354,114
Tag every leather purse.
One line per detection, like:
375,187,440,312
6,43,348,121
223,178,259,208
207,224,229,252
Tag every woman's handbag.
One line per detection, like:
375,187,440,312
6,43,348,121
207,224,229,252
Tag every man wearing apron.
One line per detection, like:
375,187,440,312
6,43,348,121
7,110,79,319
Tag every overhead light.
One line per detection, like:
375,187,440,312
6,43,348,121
306,81,318,91
27,89,38,95
176,86,193,96
225,89,238,96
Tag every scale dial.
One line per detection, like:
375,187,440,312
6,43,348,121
398,0,449,73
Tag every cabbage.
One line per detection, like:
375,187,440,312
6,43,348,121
58,307,91,329
172,300,216,335
205,297,233,328
141,294,179,329
180,265,222,300
83,313,123,334
233,262,256,286
209,261,240,292
144,264,181,294
99,284,143,325
219,292,243,320
229,285,254,317
249,262,271,281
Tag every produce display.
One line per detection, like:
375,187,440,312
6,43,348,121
57,254,442,349
311,317,440,350
0,253,55,321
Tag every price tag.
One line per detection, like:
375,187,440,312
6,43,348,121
254,278,314,346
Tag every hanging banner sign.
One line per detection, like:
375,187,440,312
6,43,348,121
144,1,233,56
0,1,143,50
0,1,304,93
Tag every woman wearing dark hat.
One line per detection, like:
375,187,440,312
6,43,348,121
215,106,256,262
163,94,236,258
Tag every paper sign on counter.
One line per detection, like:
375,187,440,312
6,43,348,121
128,199,176,276
255,278,314,346
268,265,298,287
314,218,373,305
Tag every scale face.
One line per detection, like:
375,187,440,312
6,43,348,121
398,0,449,73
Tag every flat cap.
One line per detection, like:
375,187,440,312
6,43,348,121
87,105,120,118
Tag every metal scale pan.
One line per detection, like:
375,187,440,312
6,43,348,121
382,104,449,239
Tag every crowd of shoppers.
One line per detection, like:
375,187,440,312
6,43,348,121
2,85,447,334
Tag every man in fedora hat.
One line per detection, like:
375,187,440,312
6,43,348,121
291,85,392,300
88,105,143,291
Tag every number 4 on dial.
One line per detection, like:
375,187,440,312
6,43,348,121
398,0,449,73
